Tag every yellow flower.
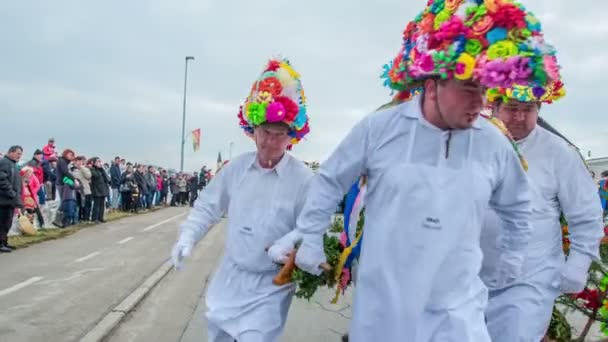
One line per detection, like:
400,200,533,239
487,40,519,60
454,53,475,80
256,91,273,103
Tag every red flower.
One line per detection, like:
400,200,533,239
265,60,281,72
237,106,248,126
574,288,601,310
257,77,283,97
491,3,526,29
274,96,299,123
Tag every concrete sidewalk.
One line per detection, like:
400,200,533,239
179,285,352,342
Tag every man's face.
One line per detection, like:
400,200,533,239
495,100,540,141
253,123,291,162
66,152,75,161
7,149,23,162
429,79,484,130
34,154,42,162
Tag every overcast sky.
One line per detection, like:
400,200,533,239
1,0,606,171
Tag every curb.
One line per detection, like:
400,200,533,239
79,260,174,342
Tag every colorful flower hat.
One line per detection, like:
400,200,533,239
237,58,309,146
381,0,563,101
485,79,565,104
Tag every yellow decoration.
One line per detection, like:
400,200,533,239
487,41,519,60
454,53,475,80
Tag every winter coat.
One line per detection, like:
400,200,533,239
56,157,74,186
27,159,44,184
110,164,122,189
73,167,92,196
0,156,22,207
90,167,110,198
21,174,41,209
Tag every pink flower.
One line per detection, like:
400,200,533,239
475,56,532,88
418,53,436,73
543,55,560,81
339,231,348,247
340,269,351,290
434,16,469,42
265,101,286,123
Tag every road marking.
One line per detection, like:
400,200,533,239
0,277,43,297
75,251,100,263
117,237,134,244
141,213,186,232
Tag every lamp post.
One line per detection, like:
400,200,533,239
180,56,195,173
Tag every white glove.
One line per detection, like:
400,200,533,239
560,252,592,294
171,240,193,271
295,237,327,276
267,230,301,264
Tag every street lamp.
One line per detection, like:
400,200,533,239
180,56,195,173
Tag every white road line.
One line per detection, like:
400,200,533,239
117,236,134,244
75,251,100,263
141,213,186,232
0,277,44,298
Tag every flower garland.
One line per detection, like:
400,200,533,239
237,58,310,146
381,0,562,102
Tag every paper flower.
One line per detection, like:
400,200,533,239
487,41,519,60
265,101,286,123
246,102,268,126
455,53,475,80
258,77,283,97
274,96,299,123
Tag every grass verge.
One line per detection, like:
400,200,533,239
8,208,163,249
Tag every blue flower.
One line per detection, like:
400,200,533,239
486,28,507,44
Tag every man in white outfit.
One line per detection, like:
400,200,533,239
171,58,314,342
481,82,604,341
268,1,562,340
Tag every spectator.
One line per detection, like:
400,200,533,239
42,138,56,160
42,156,58,201
120,165,136,212
53,149,76,228
73,156,92,222
160,169,169,206
133,164,148,211
109,156,122,211
0,146,23,253
27,149,46,207
178,174,188,206
20,166,44,228
199,166,208,190
189,172,199,207
145,166,157,209
169,174,178,206
90,157,110,223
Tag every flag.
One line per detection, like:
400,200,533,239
192,129,201,152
